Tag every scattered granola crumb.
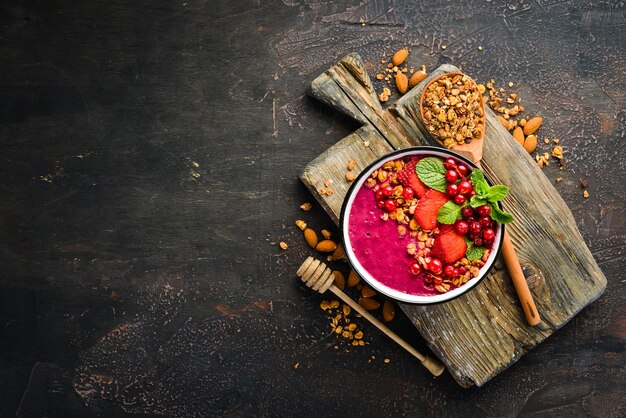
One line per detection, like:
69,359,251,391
293,362,299,369
300,202,313,211
441,44,447,50
551,145,563,159
478,46,483,51
295,220,307,230
583,190,589,199
347,159,357,170
376,74,384,80
326,188,334,195
384,358,391,363
378,87,391,103
345,171,356,182
324,179,331,187
544,138,550,144
279,241,288,250
556,177,563,183
321,229,332,239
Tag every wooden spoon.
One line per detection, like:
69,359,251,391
297,256,445,376
420,73,541,326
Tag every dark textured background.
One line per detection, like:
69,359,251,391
0,0,624,416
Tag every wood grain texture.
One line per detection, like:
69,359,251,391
302,54,607,387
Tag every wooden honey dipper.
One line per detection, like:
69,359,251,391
297,256,445,377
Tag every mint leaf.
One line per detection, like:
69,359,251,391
416,157,447,193
470,169,490,197
487,185,509,202
437,201,463,224
464,236,485,261
489,203,514,224
470,196,487,208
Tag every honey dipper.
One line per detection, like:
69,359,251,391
297,256,445,377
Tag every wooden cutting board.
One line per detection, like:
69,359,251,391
300,54,607,387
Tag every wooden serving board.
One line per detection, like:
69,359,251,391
300,54,607,387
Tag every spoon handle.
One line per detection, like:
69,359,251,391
501,231,541,326
328,284,446,377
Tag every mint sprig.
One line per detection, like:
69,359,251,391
415,157,447,193
465,236,485,261
469,168,514,224
437,200,464,224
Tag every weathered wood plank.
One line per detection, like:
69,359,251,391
302,55,607,387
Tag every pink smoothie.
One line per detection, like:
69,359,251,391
347,185,437,296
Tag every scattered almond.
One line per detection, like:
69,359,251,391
382,300,396,322
524,116,543,135
409,70,427,87
332,244,345,261
512,127,525,146
333,271,345,290
395,72,408,94
361,285,377,298
391,49,409,66
524,134,538,153
347,270,360,287
303,228,318,248
358,297,380,311
315,240,338,253
496,115,510,130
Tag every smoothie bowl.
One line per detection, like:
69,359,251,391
340,146,505,304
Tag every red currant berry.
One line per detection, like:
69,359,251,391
461,207,474,219
427,258,443,275
402,186,415,200
446,183,459,197
482,228,495,241
453,267,460,276
445,169,458,183
381,184,394,197
458,180,472,195
468,232,477,240
455,220,469,234
433,276,443,285
474,237,483,246
376,200,385,209
384,199,397,212
457,164,468,177
444,265,456,277
479,217,491,227
375,189,385,201
453,194,466,205
467,189,477,198
408,262,421,276
470,221,482,235
459,267,468,275
476,205,491,217
444,158,457,170
424,275,433,284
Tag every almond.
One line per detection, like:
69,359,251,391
408,70,427,87
332,271,345,290
391,49,409,66
303,228,318,248
332,244,345,260
358,297,380,311
395,72,408,95
496,115,510,130
347,270,360,287
524,134,538,153
524,116,543,135
315,239,337,253
361,285,377,298
382,300,396,322
512,127,525,146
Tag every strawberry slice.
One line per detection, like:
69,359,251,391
431,227,468,264
397,159,428,197
414,189,449,230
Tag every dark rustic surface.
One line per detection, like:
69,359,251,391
0,0,624,417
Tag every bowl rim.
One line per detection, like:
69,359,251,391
339,146,505,305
